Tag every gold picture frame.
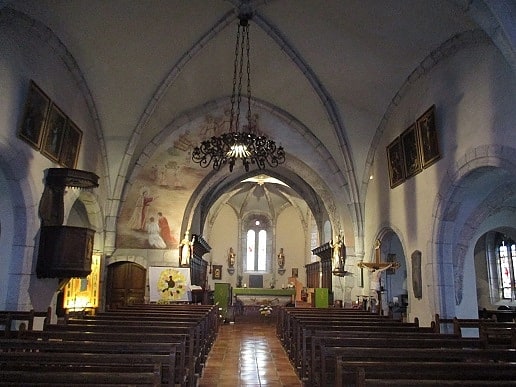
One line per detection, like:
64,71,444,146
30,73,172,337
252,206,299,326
401,123,422,179
41,103,66,162
59,119,83,168
18,81,50,150
386,137,405,188
417,105,440,168
212,264,222,280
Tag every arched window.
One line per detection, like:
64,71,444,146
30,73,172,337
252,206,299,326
244,215,270,273
497,235,516,300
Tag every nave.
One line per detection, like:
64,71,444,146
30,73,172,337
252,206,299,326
198,321,302,387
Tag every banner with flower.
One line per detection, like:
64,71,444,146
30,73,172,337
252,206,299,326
149,266,191,302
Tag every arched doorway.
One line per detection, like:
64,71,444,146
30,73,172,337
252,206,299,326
105,262,146,309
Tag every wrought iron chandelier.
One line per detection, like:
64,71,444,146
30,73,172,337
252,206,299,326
191,15,285,172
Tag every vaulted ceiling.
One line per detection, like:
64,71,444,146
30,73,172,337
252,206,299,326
6,0,510,228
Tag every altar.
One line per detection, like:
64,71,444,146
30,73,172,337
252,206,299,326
232,288,295,306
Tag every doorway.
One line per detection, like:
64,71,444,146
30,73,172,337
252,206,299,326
105,262,146,309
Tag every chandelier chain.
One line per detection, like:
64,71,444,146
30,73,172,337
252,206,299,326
246,24,252,129
191,16,286,172
230,23,241,132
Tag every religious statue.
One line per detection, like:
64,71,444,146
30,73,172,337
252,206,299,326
179,231,194,267
369,263,394,293
331,231,346,273
228,247,236,268
277,248,285,269
357,239,400,314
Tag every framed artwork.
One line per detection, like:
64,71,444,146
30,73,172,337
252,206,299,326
401,123,422,178
149,267,191,302
59,119,83,168
417,105,440,168
18,81,50,150
291,268,298,277
41,103,67,162
212,265,222,280
386,137,405,188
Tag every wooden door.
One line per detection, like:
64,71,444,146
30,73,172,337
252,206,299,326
105,262,146,310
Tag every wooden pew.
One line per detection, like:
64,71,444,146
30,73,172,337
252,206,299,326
68,312,217,356
336,360,516,387
18,329,189,386
324,346,516,387
0,352,164,386
0,367,161,386
435,314,516,348
0,338,179,386
5,303,217,386
309,334,488,386
0,308,51,338
55,319,206,382
293,320,434,376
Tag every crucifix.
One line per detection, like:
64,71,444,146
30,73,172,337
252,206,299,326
358,239,400,314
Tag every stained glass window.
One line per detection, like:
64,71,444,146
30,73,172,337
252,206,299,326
497,237,516,300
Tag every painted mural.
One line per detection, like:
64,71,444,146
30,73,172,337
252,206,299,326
117,109,267,249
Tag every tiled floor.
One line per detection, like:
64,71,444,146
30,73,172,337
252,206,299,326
198,319,302,387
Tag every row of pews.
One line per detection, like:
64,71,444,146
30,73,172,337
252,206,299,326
277,307,516,386
0,303,219,386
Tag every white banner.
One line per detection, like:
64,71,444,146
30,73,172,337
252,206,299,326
149,266,191,302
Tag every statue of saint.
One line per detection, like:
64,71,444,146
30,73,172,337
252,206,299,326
228,247,236,268
179,231,194,267
331,232,346,271
277,248,285,268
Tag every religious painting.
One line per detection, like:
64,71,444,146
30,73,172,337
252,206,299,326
59,119,82,168
116,115,212,249
417,105,440,169
148,266,191,303
41,103,67,162
401,123,422,179
212,265,222,280
18,81,50,150
386,137,405,188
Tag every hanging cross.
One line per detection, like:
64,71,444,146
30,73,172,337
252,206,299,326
358,239,400,270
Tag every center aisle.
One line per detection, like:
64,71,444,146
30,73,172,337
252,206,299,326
198,320,302,387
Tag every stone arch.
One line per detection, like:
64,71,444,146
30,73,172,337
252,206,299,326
431,145,516,317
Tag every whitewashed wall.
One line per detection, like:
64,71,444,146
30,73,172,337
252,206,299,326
366,39,516,325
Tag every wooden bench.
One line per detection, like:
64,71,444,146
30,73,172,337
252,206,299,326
292,321,434,376
0,367,161,386
0,352,164,386
67,312,217,357
323,346,516,386
0,308,51,338
435,314,516,347
335,359,516,387
308,334,489,386
52,319,207,382
17,330,189,386
0,339,179,386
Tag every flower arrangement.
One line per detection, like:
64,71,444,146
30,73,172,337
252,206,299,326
259,304,273,317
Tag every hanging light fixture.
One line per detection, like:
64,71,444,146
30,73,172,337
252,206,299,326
192,14,285,172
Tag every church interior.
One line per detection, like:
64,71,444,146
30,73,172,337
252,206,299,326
0,0,516,385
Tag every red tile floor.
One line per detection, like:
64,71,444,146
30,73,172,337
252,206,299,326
198,320,302,387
